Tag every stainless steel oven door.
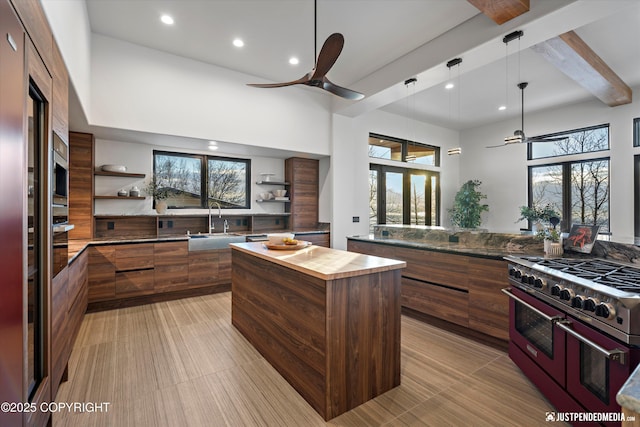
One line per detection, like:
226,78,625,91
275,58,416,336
559,316,630,415
503,286,567,386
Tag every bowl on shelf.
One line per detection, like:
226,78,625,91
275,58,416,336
259,192,273,200
273,189,287,197
101,164,127,173
267,233,295,245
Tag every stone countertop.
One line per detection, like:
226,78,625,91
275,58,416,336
347,234,544,260
618,365,640,414
230,241,405,281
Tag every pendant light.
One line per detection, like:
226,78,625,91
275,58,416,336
446,57,462,155
404,77,417,162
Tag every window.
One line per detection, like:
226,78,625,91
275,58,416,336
153,150,250,209
634,118,640,147
369,133,439,165
528,125,610,235
528,124,609,160
369,164,439,231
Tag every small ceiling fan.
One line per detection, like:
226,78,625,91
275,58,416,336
487,82,567,148
246,1,364,100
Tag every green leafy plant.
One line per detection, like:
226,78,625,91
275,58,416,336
144,175,170,200
517,204,560,223
448,180,489,229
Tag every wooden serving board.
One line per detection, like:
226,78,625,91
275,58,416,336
264,241,311,250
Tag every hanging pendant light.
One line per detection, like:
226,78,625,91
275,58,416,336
446,57,463,155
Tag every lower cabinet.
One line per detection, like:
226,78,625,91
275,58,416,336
87,240,231,307
51,248,88,398
294,232,330,247
347,239,509,341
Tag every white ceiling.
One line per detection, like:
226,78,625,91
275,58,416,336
81,0,640,140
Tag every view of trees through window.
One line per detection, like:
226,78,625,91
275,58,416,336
154,151,250,209
528,125,610,234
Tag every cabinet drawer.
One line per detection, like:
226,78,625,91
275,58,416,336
116,243,154,259
115,256,154,272
154,241,188,262
115,269,155,296
155,264,189,290
89,245,115,263
401,276,469,327
188,251,219,286
88,262,115,302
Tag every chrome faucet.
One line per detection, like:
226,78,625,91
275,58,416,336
208,201,222,234
223,219,229,234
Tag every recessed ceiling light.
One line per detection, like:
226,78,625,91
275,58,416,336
445,82,454,90
208,140,218,146
208,145,219,151
498,105,507,111
233,38,244,48
289,57,299,65
160,14,174,25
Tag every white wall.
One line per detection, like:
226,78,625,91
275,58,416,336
41,0,92,118
459,87,640,243
90,34,332,156
94,138,287,217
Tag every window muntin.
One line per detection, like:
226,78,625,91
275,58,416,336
529,124,609,160
153,151,250,209
369,133,440,166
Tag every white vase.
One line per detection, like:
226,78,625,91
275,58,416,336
155,200,167,214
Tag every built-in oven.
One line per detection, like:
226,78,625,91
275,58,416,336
504,287,567,385
52,133,68,225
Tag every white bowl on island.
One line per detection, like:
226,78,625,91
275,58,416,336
267,233,295,245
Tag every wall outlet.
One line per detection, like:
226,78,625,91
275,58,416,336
107,221,115,230
168,220,173,228
352,216,360,223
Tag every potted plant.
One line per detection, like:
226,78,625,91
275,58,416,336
517,204,560,233
448,179,489,229
144,176,170,214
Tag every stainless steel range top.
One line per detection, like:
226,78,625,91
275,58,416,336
506,256,640,344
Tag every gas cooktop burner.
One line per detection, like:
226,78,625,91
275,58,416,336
523,257,640,292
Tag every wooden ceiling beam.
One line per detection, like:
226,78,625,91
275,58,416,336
466,0,529,25
532,30,632,107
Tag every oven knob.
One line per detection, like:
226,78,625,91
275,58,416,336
595,303,616,320
583,297,600,312
551,284,563,296
571,295,585,309
521,274,530,284
533,277,546,289
560,288,575,301
511,269,522,279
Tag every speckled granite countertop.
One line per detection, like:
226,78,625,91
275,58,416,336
618,365,640,413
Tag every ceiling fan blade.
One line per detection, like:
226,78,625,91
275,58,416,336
310,33,344,81
322,77,364,100
247,75,310,88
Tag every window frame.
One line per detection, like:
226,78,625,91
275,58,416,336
369,132,440,166
369,163,440,227
153,150,251,209
528,156,610,234
527,123,610,160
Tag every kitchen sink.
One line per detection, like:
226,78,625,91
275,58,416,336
187,233,246,251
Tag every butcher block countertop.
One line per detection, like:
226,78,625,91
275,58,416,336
229,241,406,281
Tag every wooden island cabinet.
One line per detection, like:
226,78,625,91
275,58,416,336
347,238,509,341
230,242,405,420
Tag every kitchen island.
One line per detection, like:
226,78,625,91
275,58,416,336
230,241,406,420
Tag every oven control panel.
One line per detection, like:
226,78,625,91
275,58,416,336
508,265,628,332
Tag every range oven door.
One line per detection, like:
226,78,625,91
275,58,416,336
558,316,630,415
503,286,567,386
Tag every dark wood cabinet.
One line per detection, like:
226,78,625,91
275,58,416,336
51,41,68,143
51,249,87,398
294,232,330,247
155,241,189,290
69,132,94,240
347,239,509,341
88,245,116,302
188,248,231,287
285,157,319,230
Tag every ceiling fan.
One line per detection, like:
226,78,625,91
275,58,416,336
246,1,364,100
487,82,568,148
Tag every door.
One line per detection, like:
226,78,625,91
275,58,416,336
504,286,567,385
560,316,631,417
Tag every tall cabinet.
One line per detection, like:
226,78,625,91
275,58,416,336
285,157,319,230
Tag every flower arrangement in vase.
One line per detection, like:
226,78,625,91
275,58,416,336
144,175,170,214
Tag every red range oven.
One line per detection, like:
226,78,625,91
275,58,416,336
504,257,640,426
